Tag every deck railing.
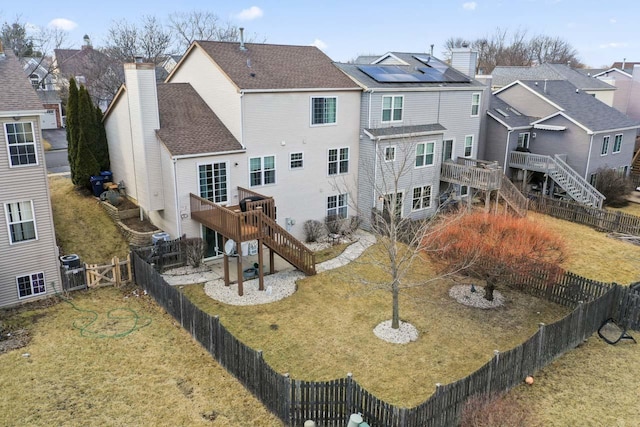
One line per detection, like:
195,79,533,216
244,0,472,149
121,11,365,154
499,174,528,217
440,160,502,191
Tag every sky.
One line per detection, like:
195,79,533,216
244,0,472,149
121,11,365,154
1,0,638,68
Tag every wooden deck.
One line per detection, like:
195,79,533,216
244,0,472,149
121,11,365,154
440,158,502,191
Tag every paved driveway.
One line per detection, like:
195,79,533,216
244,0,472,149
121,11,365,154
43,129,70,175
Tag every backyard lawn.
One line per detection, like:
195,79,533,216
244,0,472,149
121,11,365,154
2,177,638,425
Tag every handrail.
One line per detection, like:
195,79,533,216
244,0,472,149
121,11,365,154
260,215,316,275
440,162,502,191
552,155,605,208
499,174,528,217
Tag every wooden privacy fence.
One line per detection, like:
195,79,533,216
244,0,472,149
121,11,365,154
60,255,132,291
131,250,639,426
528,193,640,236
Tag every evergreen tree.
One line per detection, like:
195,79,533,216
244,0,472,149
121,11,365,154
94,106,110,171
66,78,80,184
75,87,100,189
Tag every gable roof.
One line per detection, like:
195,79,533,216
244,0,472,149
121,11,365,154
193,41,359,91
0,50,44,113
487,95,534,130
156,83,243,156
492,63,613,90
498,80,639,133
54,47,122,82
335,52,485,90
611,61,640,71
591,68,633,79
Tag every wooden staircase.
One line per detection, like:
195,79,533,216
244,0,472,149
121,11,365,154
190,190,315,276
498,174,529,217
509,151,605,208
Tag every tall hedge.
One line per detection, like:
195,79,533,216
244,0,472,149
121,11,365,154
66,78,79,184
94,106,110,171
75,86,100,190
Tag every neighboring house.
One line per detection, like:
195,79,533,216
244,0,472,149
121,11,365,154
21,57,63,129
0,46,62,307
591,65,640,124
335,49,489,225
104,41,361,261
160,55,182,74
491,63,616,107
54,44,124,111
484,79,640,207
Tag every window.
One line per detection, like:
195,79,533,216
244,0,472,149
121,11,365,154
290,152,304,169
384,146,396,162
382,95,403,122
249,156,275,187
5,122,37,166
471,93,481,116
311,97,337,125
199,162,228,203
17,272,46,299
589,173,598,186
415,142,435,167
460,185,469,196
517,133,530,149
327,194,348,218
5,201,36,244
412,186,432,211
328,148,349,175
383,192,403,219
464,135,474,157
613,134,623,153
601,136,610,155
442,139,453,162
29,74,44,90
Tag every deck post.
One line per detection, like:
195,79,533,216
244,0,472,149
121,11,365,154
237,252,244,296
522,169,528,192
269,247,275,274
484,190,491,212
223,237,230,287
258,239,264,291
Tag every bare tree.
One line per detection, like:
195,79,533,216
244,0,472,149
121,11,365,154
529,35,584,67
105,15,172,64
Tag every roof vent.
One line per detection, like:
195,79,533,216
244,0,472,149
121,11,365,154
239,27,246,51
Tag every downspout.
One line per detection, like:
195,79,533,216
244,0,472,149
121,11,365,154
373,138,379,208
239,91,247,149
173,157,182,238
585,133,594,178
503,129,513,174
368,90,373,129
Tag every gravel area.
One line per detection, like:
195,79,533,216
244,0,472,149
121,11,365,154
373,320,419,344
449,284,505,309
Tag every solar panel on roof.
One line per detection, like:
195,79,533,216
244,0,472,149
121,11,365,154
358,63,470,84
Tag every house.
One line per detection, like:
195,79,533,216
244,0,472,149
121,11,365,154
491,63,616,107
484,79,640,207
590,65,640,125
54,43,123,111
0,45,62,307
335,49,491,225
104,40,361,269
21,57,63,129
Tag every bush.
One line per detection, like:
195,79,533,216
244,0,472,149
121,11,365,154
348,215,362,233
303,220,324,243
459,393,540,427
593,167,634,207
182,237,206,268
324,215,345,235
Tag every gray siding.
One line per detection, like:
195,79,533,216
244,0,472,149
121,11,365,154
483,117,511,171
587,128,636,177
530,115,591,176
497,84,558,118
0,116,61,307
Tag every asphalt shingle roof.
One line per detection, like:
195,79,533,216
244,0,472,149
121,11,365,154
195,41,359,90
156,83,243,156
515,80,640,132
487,96,534,129
0,50,44,112
365,123,446,138
492,64,613,90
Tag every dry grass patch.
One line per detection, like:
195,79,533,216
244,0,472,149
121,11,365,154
182,244,570,407
313,242,350,263
0,286,281,426
526,212,640,284
49,176,129,263
609,201,640,217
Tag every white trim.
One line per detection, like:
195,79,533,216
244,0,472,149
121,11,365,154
16,271,46,300
364,128,445,141
309,95,338,127
4,200,38,245
415,141,436,168
327,193,349,218
171,149,246,160
372,53,409,65
0,110,47,118
532,111,591,134
533,124,566,131
493,80,565,111
600,135,610,156
383,145,396,162
463,134,474,158
381,95,404,123
613,133,623,153
592,68,632,79
381,190,405,219
197,160,230,204
4,121,39,168
486,111,532,131
248,154,277,187
411,185,433,211
239,87,360,93
470,92,481,117
289,151,304,170
327,147,350,176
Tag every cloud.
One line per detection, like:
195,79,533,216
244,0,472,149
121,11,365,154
48,18,78,31
236,6,264,21
609,18,617,24
598,42,628,49
311,39,328,51
462,2,477,10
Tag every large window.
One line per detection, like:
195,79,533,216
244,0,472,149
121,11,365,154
249,156,276,187
5,122,37,166
442,139,453,162
382,96,403,122
412,186,432,211
383,192,403,220
415,142,435,167
327,194,348,218
328,147,349,175
290,152,304,169
517,133,530,150
199,162,228,203
5,201,36,244
464,135,474,157
471,93,481,116
17,272,46,299
311,97,337,125
613,134,623,153
601,135,610,155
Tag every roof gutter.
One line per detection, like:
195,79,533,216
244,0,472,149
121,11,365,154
0,110,47,118
239,87,360,93
171,148,246,160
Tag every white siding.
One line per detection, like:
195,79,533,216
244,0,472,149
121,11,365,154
105,92,138,202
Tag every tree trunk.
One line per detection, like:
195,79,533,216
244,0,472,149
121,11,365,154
484,281,495,301
392,280,400,329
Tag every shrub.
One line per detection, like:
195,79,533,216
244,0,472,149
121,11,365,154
593,167,634,207
348,215,362,233
303,220,324,243
324,215,344,235
459,393,540,427
182,237,206,268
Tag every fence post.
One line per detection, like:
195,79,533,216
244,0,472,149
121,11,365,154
536,323,545,371
283,372,291,425
576,301,585,342
214,315,221,362
346,372,354,418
